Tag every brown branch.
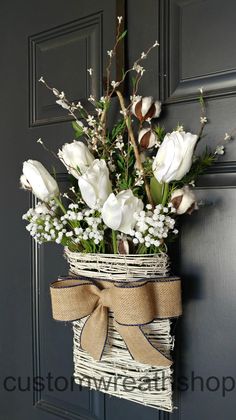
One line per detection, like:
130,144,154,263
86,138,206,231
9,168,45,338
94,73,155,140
116,90,154,207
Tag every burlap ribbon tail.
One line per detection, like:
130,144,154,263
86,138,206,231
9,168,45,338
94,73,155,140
50,277,182,367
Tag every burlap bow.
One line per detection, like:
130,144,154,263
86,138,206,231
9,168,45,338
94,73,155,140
50,277,182,367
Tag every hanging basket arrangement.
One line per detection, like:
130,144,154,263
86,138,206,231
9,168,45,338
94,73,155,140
20,15,230,412
50,250,181,411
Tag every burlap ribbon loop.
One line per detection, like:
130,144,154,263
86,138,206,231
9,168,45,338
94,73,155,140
50,277,182,367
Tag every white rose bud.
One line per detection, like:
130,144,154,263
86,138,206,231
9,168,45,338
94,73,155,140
153,131,198,183
102,189,143,234
78,159,112,208
138,128,158,149
171,186,198,215
22,160,59,201
58,140,94,178
131,96,161,121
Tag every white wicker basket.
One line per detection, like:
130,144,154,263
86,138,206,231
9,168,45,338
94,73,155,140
65,248,175,412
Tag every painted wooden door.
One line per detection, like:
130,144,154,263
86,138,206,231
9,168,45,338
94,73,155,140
1,1,236,419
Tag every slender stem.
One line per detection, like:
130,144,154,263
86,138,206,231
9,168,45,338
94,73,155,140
161,183,169,206
54,196,75,230
195,92,207,148
112,230,118,254
137,243,147,254
116,90,154,207
54,196,67,214
100,100,110,143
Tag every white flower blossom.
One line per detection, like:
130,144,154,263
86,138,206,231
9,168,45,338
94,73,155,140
200,116,207,124
224,132,231,141
78,159,112,209
21,160,59,201
115,135,124,150
52,88,60,97
58,140,94,178
130,204,176,249
107,50,114,57
134,169,144,186
59,91,65,99
86,115,96,126
133,62,145,75
69,186,76,194
153,131,198,183
130,94,141,103
88,95,95,102
176,124,184,132
56,99,70,110
87,68,93,76
102,190,143,234
214,145,225,155
111,80,119,88
96,108,102,116
117,16,123,23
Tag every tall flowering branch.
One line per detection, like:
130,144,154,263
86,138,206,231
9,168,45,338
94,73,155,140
99,36,160,142
197,88,207,142
98,16,125,143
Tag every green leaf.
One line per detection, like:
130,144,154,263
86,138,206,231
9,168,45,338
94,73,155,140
153,124,165,142
72,121,83,138
111,119,126,140
131,77,136,89
150,177,163,205
117,30,127,42
117,160,124,171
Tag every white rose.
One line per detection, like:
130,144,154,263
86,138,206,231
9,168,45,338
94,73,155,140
58,140,94,178
102,189,144,234
22,160,59,201
152,131,198,183
171,186,198,214
78,159,112,208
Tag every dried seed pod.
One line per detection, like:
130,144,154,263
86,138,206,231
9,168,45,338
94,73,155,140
171,186,198,215
132,97,161,121
138,128,158,149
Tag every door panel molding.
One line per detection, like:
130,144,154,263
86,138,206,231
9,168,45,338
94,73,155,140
160,0,236,103
29,12,103,127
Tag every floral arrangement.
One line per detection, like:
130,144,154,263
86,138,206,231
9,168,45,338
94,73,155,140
20,16,231,255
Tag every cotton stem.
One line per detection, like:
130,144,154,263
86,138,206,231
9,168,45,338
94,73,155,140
116,90,154,207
